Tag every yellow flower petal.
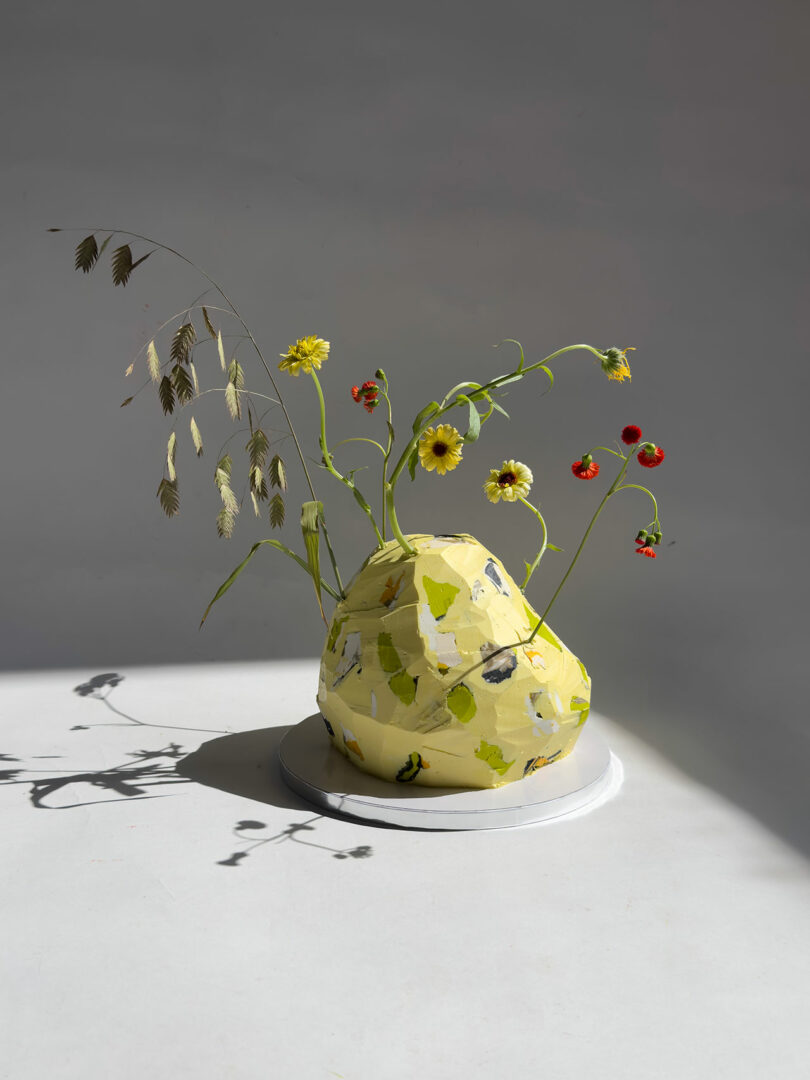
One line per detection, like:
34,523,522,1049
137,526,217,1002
418,425,463,475
278,335,331,376
483,460,533,503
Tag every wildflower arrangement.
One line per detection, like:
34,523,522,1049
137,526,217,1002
55,226,667,788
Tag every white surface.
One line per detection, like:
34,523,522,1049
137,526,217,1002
279,713,620,829
1,659,809,1080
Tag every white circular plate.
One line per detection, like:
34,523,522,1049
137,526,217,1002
278,715,622,831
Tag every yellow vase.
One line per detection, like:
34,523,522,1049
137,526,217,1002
317,534,591,788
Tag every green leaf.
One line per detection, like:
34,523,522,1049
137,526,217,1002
217,330,226,371
495,338,525,371
130,251,153,272
269,492,285,528
201,306,217,339
538,364,554,395
156,477,179,517
170,323,196,366
190,416,203,456
547,542,562,552
457,394,481,443
268,454,287,491
300,500,324,619
412,401,440,434
489,399,510,419
74,234,98,273
167,431,177,482
158,375,175,415
407,445,419,481
199,537,333,627
224,381,240,420
172,362,195,404
111,244,133,286
146,340,160,383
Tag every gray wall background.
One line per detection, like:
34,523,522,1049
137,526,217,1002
3,2,809,849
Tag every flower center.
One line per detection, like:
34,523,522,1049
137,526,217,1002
432,442,448,457
498,471,517,487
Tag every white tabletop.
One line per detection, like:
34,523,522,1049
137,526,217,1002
2,660,808,1080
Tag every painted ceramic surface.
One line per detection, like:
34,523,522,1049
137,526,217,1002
318,535,591,788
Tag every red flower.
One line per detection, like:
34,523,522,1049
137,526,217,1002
621,425,642,444
352,380,379,411
635,543,657,558
571,459,600,479
637,444,665,468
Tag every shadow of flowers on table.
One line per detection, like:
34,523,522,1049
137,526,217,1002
216,818,373,867
0,742,191,809
0,672,374,865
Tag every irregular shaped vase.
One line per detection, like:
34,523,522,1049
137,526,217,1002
317,535,591,788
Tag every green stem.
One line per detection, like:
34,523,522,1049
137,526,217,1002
311,372,384,549
526,444,636,644
517,496,550,591
332,437,387,456
379,374,394,541
384,344,607,555
615,483,660,527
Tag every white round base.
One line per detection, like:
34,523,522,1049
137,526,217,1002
278,715,622,831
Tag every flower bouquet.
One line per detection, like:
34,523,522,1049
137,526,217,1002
56,227,666,789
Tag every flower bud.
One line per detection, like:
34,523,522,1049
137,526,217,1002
653,531,662,545
635,529,648,543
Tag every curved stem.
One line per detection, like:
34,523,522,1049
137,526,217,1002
384,344,608,554
526,443,636,644
615,483,660,526
517,496,550,591
589,445,626,459
332,437,387,456
311,372,384,549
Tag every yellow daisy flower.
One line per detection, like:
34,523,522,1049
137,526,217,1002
483,460,534,503
599,346,634,382
418,425,464,475
278,335,331,376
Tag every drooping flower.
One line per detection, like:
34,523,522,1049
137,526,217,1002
635,540,657,558
637,443,665,468
599,347,634,382
571,456,600,479
278,335,330,376
352,380,379,412
621,424,642,444
483,460,534,503
418,425,464,475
